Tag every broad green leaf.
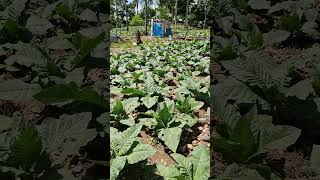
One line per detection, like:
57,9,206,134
64,68,84,87
301,22,320,40
157,104,172,128
175,114,197,127
232,108,258,156
263,30,291,46
248,0,271,10
5,44,47,67
96,112,109,134
79,8,98,22
110,156,126,180
54,2,79,23
0,115,13,131
171,153,193,178
34,82,107,109
126,144,156,164
112,100,124,115
26,15,53,35
156,164,181,178
253,115,301,154
47,36,75,50
122,88,145,97
36,112,95,155
8,127,42,170
0,79,41,102
33,82,79,104
311,145,320,175
287,79,314,100
71,32,105,65
76,87,108,109
2,0,27,20
122,97,140,114
111,124,143,156
190,145,210,180
158,127,182,153
141,96,158,109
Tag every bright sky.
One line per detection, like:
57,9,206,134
127,0,157,9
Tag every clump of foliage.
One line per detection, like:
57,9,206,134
211,0,320,179
110,40,210,178
0,0,109,178
129,14,145,26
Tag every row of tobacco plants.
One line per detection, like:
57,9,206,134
211,0,320,179
110,40,210,179
0,0,109,179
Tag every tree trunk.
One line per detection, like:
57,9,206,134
125,0,129,31
144,0,148,35
115,0,118,34
185,0,189,28
174,0,178,28
203,0,209,29
136,0,139,14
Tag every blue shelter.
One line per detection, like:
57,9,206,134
151,20,172,37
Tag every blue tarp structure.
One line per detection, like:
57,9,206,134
152,22,172,37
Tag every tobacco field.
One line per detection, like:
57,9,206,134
0,0,109,179
110,40,210,179
211,0,320,179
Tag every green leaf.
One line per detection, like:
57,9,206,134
71,32,105,65
141,96,158,109
79,8,98,22
311,145,320,175
111,124,143,156
2,0,27,20
158,127,182,153
157,104,172,128
47,36,75,50
263,30,291,46
280,13,301,32
175,114,197,127
171,153,193,178
54,2,79,23
301,22,320,40
96,112,109,134
122,88,146,97
33,82,79,104
156,164,181,178
110,156,126,180
112,100,124,115
253,115,301,154
76,87,108,109
122,97,140,114
34,82,107,109
8,127,42,170
0,79,41,102
0,115,13,131
25,15,53,35
248,0,271,10
190,145,210,180
250,26,263,49
5,44,47,67
231,108,259,160
37,112,95,156
64,68,84,87
126,144,156,164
